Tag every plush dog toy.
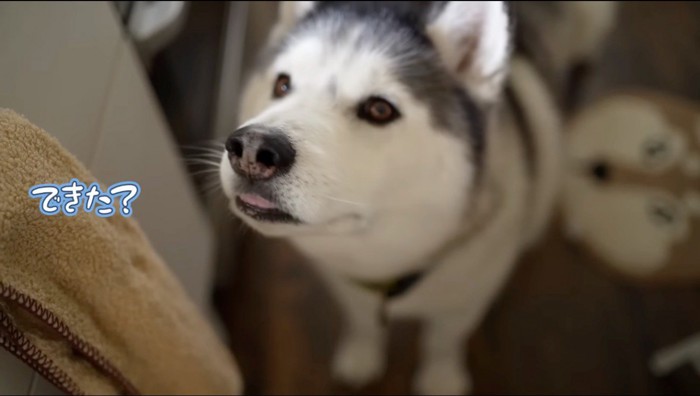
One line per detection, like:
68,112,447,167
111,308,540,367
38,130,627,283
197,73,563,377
562,89,700,287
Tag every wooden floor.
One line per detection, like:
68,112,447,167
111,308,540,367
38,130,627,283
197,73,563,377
213,2,700,395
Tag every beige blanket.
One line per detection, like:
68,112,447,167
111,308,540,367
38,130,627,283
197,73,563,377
0,109,242,394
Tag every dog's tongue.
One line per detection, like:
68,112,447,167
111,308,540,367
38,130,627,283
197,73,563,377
239,193,277,209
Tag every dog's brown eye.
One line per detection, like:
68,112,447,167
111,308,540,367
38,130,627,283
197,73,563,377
358,96,400,125
273,73,291,98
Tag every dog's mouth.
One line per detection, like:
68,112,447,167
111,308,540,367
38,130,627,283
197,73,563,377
234,193,299,224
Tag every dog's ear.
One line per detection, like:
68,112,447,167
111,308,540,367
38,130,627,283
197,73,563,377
426,1,511,104
269,1,316,43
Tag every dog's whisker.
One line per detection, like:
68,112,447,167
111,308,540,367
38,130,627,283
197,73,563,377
185,148,224,154
199,182,224,200
186,157,224,165
184,152,225,160
192,167,222,173
181,141,225,150
189,169,222,177
182,152,224,160
202,187,223,198
199,174,223,187
200,177,222,189
181,146,224,153
184,159,222,168
180,147,226,162
184,156,222,162
316,193,366,208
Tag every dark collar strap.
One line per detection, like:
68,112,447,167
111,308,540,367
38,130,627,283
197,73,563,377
350,271,426,300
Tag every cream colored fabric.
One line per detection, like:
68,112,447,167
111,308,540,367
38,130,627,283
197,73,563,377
0,109,242,394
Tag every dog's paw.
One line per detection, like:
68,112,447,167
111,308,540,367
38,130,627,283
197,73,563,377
331,335,386,388
413,360,472,395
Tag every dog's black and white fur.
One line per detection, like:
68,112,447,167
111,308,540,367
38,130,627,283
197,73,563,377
219,2,616,393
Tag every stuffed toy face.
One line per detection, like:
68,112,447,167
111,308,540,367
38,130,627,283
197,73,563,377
562,91,700,285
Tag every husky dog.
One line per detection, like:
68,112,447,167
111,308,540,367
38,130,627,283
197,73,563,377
219,2,616,393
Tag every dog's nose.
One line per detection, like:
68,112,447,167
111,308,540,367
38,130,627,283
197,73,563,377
225,125,296,180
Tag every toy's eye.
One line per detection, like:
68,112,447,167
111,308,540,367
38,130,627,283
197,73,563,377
643,138,668,158
273,73,291,98
648,198,677,227
358,96,401,125
642,135,671,164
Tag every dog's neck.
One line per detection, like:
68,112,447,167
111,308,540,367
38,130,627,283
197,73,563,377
345,176,502,303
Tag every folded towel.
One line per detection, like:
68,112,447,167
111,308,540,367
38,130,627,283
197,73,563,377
0,109,242,395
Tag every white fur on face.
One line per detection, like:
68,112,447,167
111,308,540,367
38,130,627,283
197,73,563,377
220,23,474,238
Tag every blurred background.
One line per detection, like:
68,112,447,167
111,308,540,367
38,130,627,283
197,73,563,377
1,1,699,395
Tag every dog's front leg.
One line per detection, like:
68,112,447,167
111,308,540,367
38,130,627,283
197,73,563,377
319,268,388,388
414,314,474,395
410,239,522,395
